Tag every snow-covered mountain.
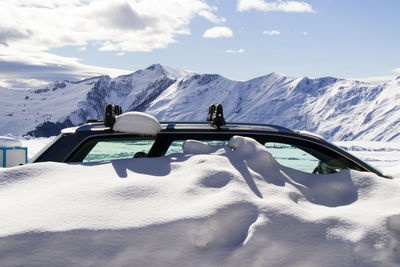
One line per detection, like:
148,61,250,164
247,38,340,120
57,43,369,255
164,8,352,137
1,64,399,141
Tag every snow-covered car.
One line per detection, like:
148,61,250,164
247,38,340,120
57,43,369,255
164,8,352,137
30,104,384,177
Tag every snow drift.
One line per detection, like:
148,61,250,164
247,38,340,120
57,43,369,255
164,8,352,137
0,136,400,266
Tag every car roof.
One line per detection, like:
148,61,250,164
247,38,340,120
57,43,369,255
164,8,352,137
63,121,323,138
62,121,329,147
66,121,294,133
162,121,295,133
61,121,327,143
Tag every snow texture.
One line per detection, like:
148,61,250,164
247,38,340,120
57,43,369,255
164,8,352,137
1,136,400,266
0,136,22,148
112,111,161,135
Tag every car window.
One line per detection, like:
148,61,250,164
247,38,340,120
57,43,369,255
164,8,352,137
69,139,155,163
64,133,363,174
264,142,350,174
165,140,228,155
265,142,319,173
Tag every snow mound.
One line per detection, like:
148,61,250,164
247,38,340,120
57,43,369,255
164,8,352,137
0,136,22,148
183,140,215,154
112,111,161,135
0,136,400,266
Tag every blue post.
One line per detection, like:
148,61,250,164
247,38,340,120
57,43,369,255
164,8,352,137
2,148,5,167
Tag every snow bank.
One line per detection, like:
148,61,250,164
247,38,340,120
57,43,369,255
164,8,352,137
112,111,161,135
0,136,22,148
1,136,400,266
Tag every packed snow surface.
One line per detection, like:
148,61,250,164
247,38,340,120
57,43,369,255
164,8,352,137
0,136,22,148
1,136,400,266
112,111,161,135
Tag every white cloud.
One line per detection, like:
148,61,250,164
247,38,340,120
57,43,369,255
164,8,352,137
0,0,226,52
225,48,244,53
203,27,233,38
350,76,396,84
263,30,281,36
393,68,400,74
116,52,125,56
199,6,226,24
0,78,50,90
0,48,132,89
0,0,224,88
238,0,315,13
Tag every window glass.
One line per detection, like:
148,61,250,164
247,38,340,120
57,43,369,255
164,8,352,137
165,140,228,155
82,139,155,162
264,142,320,173
264,142,353,174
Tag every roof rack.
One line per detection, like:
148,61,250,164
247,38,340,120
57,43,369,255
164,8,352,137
104,104,122,128
160,121,294,133
207,104,226,129
84,104,293,134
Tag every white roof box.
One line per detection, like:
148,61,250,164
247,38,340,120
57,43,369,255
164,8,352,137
112,112,162,136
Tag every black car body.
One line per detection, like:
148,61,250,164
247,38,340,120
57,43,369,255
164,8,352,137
30,105,383,177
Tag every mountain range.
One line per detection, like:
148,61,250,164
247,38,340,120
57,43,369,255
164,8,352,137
1,64,399,141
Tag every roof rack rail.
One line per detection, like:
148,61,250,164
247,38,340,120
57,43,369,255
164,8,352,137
87,119,103,123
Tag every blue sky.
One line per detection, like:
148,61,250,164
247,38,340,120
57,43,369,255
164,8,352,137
0,0,399,89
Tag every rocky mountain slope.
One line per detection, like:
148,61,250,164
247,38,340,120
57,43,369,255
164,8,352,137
1,64,399,141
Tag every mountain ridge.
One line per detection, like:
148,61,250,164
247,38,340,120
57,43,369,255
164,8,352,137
1,64,399,141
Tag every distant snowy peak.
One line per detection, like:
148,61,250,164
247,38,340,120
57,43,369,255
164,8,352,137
144,64,192,79
184,73,224,85
108,64,190,85
297,76,339,86
264,72,290,80
247,72,289,83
